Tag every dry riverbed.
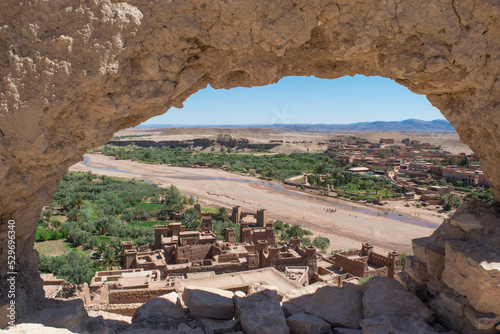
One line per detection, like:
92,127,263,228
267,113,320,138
70,154,443,254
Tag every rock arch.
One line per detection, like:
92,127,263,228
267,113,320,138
1,0,499,320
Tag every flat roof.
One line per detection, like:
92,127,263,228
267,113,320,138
176,267,301,296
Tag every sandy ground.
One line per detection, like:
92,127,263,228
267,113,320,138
113,128,472,154
70,154,443,254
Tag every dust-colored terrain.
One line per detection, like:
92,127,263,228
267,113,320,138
70,154,444,254
113,127,472,154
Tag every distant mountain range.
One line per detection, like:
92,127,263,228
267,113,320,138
137,119,455,133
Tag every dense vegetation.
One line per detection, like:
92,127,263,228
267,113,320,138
38,172,325,284
95,145,398,199
38,172,195,283
95,145,344,181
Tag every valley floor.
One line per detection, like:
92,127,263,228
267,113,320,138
70,154,445,254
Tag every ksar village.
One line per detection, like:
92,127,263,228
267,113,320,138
1,1,499,334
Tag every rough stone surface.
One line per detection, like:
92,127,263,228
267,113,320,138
360,315,441,334
234,288,289,334
3,323,76,333
332,328,362,334
2,0,500,318
425,244,445,280
131,292,190,330
361,277,434,323
286,313,331,334
404,256,430,284
450,213,483,232
87,310,132,333
441,240,500,314
427,298,497,334
463,305,500,330
281,282,327,317
184,287,234,320
406,202,500,334
197,318,241,334
438,291,465,318
24,299,89,333
306,284,363,329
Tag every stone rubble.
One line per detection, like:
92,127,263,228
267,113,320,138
306,284,363,329
183,288,235,320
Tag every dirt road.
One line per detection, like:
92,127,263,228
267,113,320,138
70,154,441,254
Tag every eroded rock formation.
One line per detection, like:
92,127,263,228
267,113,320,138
1,0,500,325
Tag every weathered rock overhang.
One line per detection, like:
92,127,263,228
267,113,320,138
0,0,499,324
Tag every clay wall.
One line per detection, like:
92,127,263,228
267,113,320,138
108,287,174,304
176,243,214,263
369,252,389,268
334,254,366,277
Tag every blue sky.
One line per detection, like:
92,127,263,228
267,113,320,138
142,75,444,125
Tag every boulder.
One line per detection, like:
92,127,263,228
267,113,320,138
87,310,132,333
404,256,429,284
438,291,465,317
332,328,362,334
411,237,431,263
234,287,289,334
463,305,500,330
184,287,235,320
132,292,185,323
441,240,500,314
361,276,434,323
360,315,442,333
282,283,327,317
427,298,487,334
131,292,188,330
306,284,363,329
5,324,76,333
28,299,89,333
286,313,331,334
425,244,445,280
450,213,483,232
121,329,180,334
198,318,241,334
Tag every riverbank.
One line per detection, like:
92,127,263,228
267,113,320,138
70,154,442,254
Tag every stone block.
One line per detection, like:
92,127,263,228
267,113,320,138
450,213,483,232
464,305,500,330
4,324,76,333
29,299,89,334
234,287,289,334
438,291,464,317
131,291,187,329
441,240,500,314
198,318,241,334
427,276,444,297
306,284,363,329
282,283,326,317
361,276,434,323
426,244,445,279
286,313,331,334
332,328,362,334
360,315,440,334
403,273,430,301
404,255,429,283
412,237,431,263
184,287,234,320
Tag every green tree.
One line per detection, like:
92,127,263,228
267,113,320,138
215,207,231,222
312,236,330,252
39,230,49,242
101,247,120,269
39,251,95,285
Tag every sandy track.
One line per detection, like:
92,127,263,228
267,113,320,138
70,154,440,254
